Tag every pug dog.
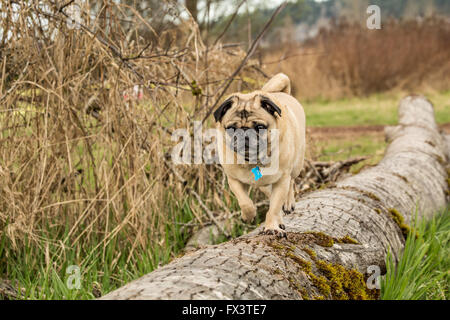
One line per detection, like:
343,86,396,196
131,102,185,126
213,73,305,237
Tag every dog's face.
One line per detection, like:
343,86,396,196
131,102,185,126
213,92,282,163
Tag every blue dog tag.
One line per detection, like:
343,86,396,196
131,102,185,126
251,166,263,181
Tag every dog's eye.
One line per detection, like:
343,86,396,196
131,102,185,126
254,124,267,131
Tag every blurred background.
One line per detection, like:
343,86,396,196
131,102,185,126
0,0,449,299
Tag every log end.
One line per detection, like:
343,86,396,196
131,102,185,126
398,95,437,130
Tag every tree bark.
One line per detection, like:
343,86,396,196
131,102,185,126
101,95,449,300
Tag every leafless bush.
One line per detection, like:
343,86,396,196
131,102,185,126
263,17,450,99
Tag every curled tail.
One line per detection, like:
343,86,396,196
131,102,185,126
261,73,291,95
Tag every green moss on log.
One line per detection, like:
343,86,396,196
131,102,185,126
435,154,446,166
305,231,335,247
309,273,331,297
266,235,380,300
338,186,381,202
392,173,409,183
287,252,312,272
388,208,411,239
299,288,310,300
302,247,317,259
335,235,359,245
313,260,378,300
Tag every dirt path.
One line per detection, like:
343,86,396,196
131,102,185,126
309,123,450,140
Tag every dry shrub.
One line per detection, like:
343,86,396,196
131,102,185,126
0,0,264,265
263,17,450,100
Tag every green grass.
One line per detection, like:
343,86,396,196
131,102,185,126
0,180,245,300
0,198,196,299
304,90,450,127
381,207,449,300
317,136,385,161
305,90,449,174
313,135,387,174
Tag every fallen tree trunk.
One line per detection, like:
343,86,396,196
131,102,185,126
101,95,449,300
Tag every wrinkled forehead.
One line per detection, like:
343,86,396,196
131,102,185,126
227,91,263,111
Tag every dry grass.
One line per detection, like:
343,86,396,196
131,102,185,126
0,0,266,289
263,17,450,100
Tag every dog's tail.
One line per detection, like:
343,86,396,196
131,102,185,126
261,73,291,95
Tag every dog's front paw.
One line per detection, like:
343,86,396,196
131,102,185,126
240,203,256,223
259,226,287,238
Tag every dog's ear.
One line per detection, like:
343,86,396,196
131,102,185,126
260,97,282,117
213,97,234,122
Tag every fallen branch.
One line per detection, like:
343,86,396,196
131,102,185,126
296,156,369,193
